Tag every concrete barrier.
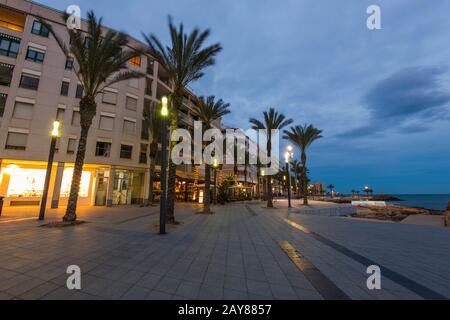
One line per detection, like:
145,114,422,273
297,205,357,217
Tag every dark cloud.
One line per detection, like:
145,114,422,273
339,66,450,138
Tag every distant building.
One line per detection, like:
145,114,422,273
310,183,326,195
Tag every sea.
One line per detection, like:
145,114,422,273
391,194,450,211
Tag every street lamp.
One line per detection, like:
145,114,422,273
39,120,61,220
159,96,169,235
213,158,219,205
285,146,294,209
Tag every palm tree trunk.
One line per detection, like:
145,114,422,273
63,96,96,222
203,163,211,214
266,139,273,208
193,164,200,201
301,150,308,205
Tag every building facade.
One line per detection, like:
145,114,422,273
0,0,206,208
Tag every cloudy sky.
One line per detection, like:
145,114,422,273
39,0,450,194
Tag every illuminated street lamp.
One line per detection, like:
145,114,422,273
39,120,61,220
285,146,294,209
213,158,219,205
159,96,169,235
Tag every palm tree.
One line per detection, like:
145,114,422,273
42,11,143,222
250,109,293,208
143,102,163,206
191,96,230,213
328,184,335,198
291,159,302,198
284,124,323,205
143,18,222,224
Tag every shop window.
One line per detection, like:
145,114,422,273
31,20,49,37
60,81,70,96
120,144,133,159
19,73,40,90
0,6,26,32
13,101,33,120
5,131,28,150
0,34,20,58
99,115,114,131
60,168,91,198
126,96,138,111
71,110,80,126
0,63,14,86
96,141,111,157
67,138,77,154
26,47,45,63
123,119,136,134
0,93,6,117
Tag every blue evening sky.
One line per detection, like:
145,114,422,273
37,0,450,194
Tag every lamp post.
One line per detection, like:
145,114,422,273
213,158,219,205
285,146,294,209
39,120,61,220
159,96,169,235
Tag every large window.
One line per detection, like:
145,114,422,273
120,144,133,159
95,142,111,157
5,131,28,150
26,47,45,63
19,74,40,90
12,101,33,120
0,63,14,86
0,34,20,58
0,93,6,117
31,20,49,37
60,169,91,198
126,96,138,111
99,115,114,131
60,81,70,96
123,119,136,134
0,6,26,32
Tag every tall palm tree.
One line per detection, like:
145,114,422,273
143,102,163,206
143,18,222,223
284,124,323,205
191,96,230,214
42,11,143,222
328,184,335,198
249,109,293,208
291,159,302,198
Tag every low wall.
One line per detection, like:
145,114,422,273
297,205,357,217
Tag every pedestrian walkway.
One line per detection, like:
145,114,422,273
0,200,449,300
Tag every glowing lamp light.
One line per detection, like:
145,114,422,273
213,158,219,169
161,96,169,117
199,190,204,204
52,121,61,137
287,145,293,152
284,152,291,163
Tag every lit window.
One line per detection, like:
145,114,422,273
0,6,26,32
0,34,20,58
5,131,28,150
0,63,14,87
31,21,49,37
60,168,91,198
129,55,141,66
19,74,40,90
120,144,133,159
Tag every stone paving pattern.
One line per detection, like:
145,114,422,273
0,200,449,300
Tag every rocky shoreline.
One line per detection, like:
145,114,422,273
352,204,443,222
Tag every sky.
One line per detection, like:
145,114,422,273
37,0,450,194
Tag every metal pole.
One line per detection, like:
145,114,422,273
39,136,57,220
286,162,292,208
213,168,217,205
159,117,167,235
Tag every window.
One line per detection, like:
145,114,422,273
129,55,141,66
56,108,65,121
5,132,28,150
60,81,70,96
126,96,138,111
95,142,111,157
123,119,136,134
145,79,152,96
26,47,45,63
31,21,49,37
141,120,149,140
67,138,77,154
13,101,33,120
120,144,133,159
75,84,84,98
0,34,20,58
102,91,117,105
99,115,114,131
19,74,40,90
0,63,14,86
65,58,74,70
139,144,148,164
0,7,26,32
0,93,7,117
71,111,80,126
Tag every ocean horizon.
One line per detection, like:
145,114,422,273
391,194,450,211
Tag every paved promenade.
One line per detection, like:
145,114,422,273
0,200,449,300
